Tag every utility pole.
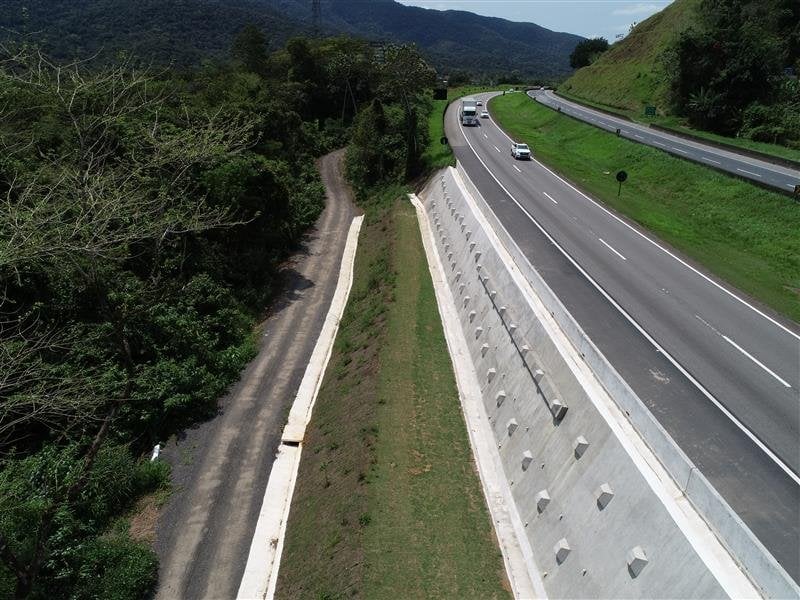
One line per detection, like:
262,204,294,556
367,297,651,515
311,0,321,37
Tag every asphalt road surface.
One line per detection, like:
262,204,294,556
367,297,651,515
447,93,800,580
154,150,357,600
531,89,800,194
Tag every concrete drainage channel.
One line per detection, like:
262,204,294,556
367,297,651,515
236,215,364,600
413,164,798,599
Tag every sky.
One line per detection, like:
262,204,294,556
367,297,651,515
395,0,672,41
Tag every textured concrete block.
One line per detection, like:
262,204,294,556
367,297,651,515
476,263,483,272
460,223,466,232
496,390,507,406
627,546,648,578
469,241,476,252
498,305,507,315
487,368,496,382
507,418,518,436
466,230,472,240
550,398,568,421
596,483,614,510
574,436,589,458
509,323,518,335
469,310,477,322
533,369,545,382
521,344,530,355
521,450,533,471
535,489,551,513
458,283,465,293
475,250,482,261
475,327,483,338
481,343,490,357
489,290,497,300
463,296,470,307
454,269,460,280
554,538,571,564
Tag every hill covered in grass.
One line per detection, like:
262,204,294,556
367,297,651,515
559,0,699,113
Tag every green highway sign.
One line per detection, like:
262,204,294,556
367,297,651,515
644,106,656,117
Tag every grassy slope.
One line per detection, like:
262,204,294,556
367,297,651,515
558,0,800,163
490,92,800,323
560,0,697,112
276,187,509,599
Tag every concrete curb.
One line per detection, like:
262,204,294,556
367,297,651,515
409,192,544,600
454,161,799,599
236,215,365,600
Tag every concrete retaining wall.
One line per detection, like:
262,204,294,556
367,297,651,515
419,166,769,598
454,163,799,600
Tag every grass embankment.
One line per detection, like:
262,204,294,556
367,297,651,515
490,92,800,322
422,86,492,171
554,89,800,164
276,187,509,599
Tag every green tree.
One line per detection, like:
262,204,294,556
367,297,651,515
569,37,609,69
231,24,268,75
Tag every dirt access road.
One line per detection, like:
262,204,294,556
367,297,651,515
154,150,358,599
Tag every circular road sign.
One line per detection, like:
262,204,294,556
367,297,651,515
616,170,628,183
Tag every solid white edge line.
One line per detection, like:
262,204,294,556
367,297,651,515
487,94,800,343
456,102,800,485
599,238,627,261
723,335,793,389
543,191,558,204
237,215,365,600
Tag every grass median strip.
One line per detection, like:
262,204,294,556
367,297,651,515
490,92,800,323
276,187,509,599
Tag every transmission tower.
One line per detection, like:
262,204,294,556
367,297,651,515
311,0,321,37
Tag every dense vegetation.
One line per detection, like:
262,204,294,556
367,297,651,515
569,37,609,69
561,0,799,148
0,29,434,599
0,0,582,79
666,0,800,144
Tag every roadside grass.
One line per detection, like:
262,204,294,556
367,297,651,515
423,86,494,172
489,92,800,323
276,187,509,599
554,89,800,164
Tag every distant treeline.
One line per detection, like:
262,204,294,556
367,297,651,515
667,0,799,145
0,29,433,599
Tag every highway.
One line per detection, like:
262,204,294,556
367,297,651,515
445,92,800,580
531,89,800,194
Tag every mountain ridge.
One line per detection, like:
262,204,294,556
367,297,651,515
0,0,583,78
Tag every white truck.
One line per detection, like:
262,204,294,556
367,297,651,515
460,97,478,126
510,142,531,160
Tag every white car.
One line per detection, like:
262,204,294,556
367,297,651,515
510,142,531,160
480,110,489,118
476,100,483,106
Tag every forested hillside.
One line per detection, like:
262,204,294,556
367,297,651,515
561,0,800,147
0,0,582,79
0,31,434,598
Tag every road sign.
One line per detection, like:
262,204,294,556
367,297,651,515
616,170,628,197
440,136,448,146
795,184,800,198
616,128,621,136
644,106,656,117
